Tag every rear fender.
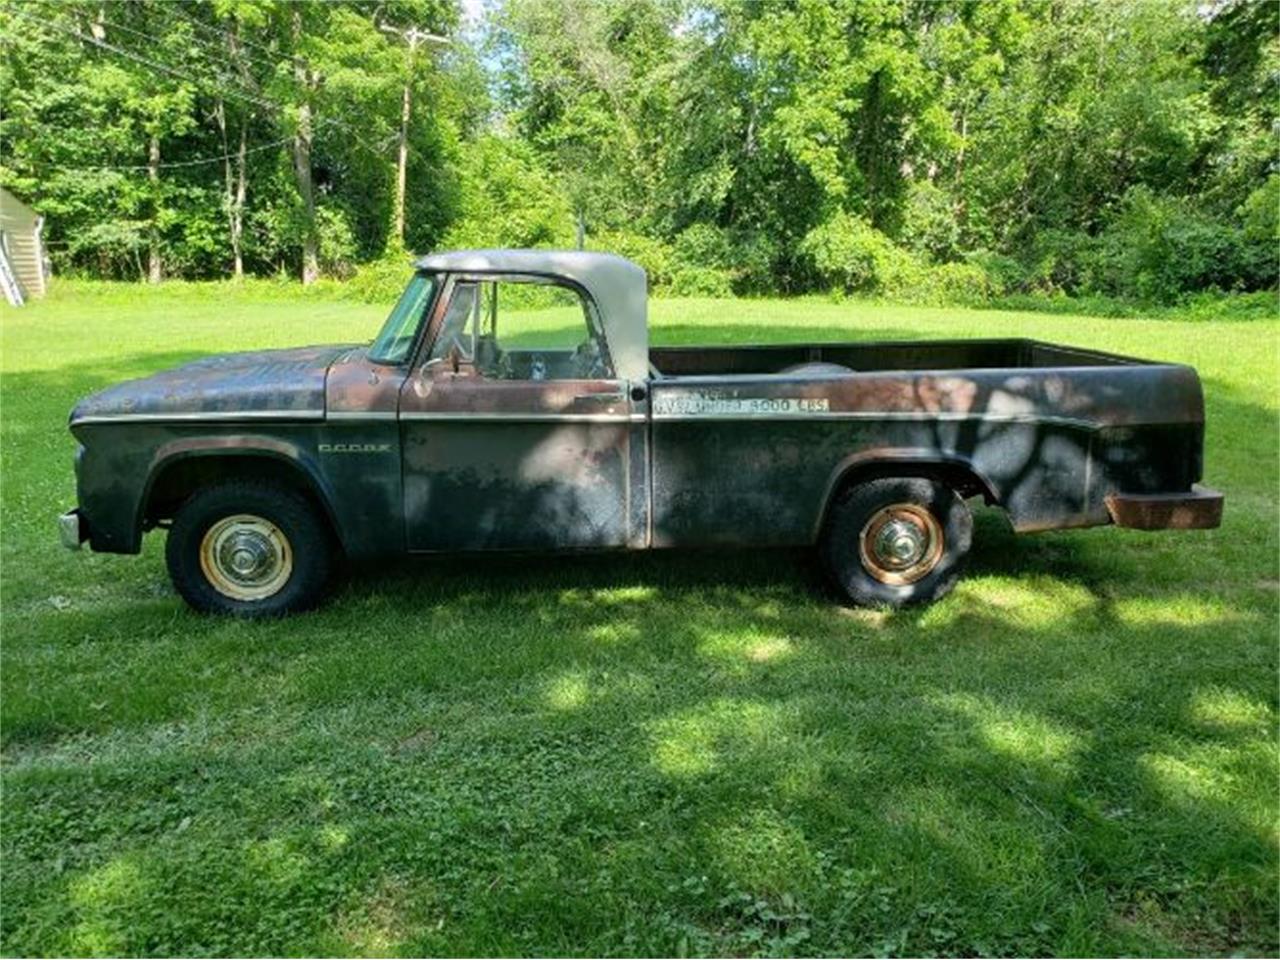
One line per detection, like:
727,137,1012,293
813,450,1001,541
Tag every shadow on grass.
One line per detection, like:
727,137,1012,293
2,339,1277,956
4,506,1276,955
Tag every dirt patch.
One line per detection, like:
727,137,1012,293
395,727,438,753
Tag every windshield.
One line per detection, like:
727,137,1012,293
368,273,437,364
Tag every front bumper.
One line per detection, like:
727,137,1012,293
58,509,87,549
1105,485,1224,530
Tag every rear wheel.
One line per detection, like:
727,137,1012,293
821,476,972,608
165,481,334,617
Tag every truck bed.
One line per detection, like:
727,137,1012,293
644,337,1204,545
649,338,1142,377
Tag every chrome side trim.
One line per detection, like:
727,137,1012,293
399,411,643,424
71,408,1097,428
649,410,1098,429
71,410,324,425
326,411,399,421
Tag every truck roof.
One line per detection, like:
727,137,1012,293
414,249,649,381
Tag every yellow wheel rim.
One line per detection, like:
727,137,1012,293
858,503,944,586
198,514,293,601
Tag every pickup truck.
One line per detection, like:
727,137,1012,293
61,249,1223,616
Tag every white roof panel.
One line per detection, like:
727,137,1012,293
414,249,649,381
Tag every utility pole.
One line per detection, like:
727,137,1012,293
380,24,448,248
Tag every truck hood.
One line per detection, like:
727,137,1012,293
70,344,358,423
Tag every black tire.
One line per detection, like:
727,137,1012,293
165,481,334,617
821,476,972,609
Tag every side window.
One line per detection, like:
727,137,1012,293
427,281,479,365
429,276,612,380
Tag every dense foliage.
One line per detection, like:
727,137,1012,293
3,0,1276,302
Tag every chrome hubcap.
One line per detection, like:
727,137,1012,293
199,514,293,601
875,518,928,567
858,503,944,585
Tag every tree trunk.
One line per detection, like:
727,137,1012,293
233,123,246,279
214,99,237,279
147,134,161,283
393,74,411,246
292,105,318,285
226,27,248,279
291,9,319,285
955,104,968,228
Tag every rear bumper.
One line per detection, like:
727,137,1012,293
58,509,87,549
1105,485,1223,530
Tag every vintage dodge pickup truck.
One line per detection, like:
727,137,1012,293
61,250,1222,616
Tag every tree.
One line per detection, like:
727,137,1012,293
0,0,1274,298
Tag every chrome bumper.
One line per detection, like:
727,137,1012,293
59,509,86,550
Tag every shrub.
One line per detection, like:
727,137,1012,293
589,230,676,288
800,211,902,292
724,230,782,293
316,206,359,279
669,265,734,298
1093,186,1252,303
673,224,735,270
1021,229,1100,295
963,250,1024,294
1169,289,1278,322
1236,175,1280,291
799,210,1013,304
900,181,961,261
1239,174,1279,246
916,261,1002,305
344,249,418,303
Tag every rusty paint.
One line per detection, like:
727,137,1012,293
1106,485,1224,530
63,261,1222,575
71,344,352,421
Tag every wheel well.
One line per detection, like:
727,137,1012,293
143,454,340,544
818,458,998,537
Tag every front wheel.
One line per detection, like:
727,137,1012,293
821,476,972,609
165,481,334,617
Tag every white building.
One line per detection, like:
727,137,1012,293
0,187,50,305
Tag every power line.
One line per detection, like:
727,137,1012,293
155,8,295,96
165,3,287,68
133,12,400,156
93,12,293,128
13,6,289,120
96,11,280,91
157,6,403,147
13,6,395,160
41,137,293,173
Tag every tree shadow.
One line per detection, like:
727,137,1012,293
3,331,1276,956
4,557,1275,955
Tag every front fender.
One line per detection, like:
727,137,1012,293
71,423,350,555
140,435,347,548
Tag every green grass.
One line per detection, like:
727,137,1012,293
2,282,1277,957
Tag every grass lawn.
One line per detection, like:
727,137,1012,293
2,283,1277,957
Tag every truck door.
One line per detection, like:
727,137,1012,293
398,273,642,551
